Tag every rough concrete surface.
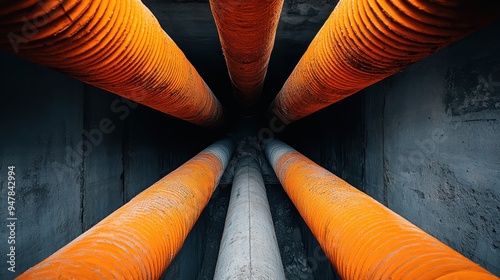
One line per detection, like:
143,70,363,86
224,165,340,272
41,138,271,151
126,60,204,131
82,86,125,230
0,53,217,278
362,22,500,275
0,54,84,279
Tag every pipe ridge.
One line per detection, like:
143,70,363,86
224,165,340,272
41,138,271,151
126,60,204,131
269,0,500,123
265,139,498,279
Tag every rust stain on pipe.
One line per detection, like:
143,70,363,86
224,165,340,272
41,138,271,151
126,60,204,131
17,138,235,279
210,0,284,110
265,139,499,279
0,0,224,127
270,0,500,124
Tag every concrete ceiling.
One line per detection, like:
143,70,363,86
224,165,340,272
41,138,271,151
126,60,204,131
142,0,337,114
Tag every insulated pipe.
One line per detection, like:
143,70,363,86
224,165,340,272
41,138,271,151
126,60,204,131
265,139,499,279
270,0,500,124
0,0,224,127
18,138,235,279
214,156,285,279
210,0,284,109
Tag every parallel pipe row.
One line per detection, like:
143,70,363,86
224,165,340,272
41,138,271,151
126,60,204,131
210,0,284,110
214,156,285,279
270,0,500,124
265,139,498,279
18,138,234,279
0,0,224,127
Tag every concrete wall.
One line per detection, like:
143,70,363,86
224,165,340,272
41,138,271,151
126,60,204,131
280,93,365,189
0,53,215,279
363,22,500,275
282,21,500,277
0,54,84,279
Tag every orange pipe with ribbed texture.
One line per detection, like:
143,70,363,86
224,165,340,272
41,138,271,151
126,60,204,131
210,0,283,109
270,0,500,124
17,138,235,279
265,139,499,279
0,0,223,127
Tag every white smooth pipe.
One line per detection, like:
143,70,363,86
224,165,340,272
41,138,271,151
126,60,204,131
214,156,285,279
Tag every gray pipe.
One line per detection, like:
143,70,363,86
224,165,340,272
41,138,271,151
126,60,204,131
214,155,285,279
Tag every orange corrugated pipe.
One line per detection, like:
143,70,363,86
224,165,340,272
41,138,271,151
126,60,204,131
17,138,235,279
270,0,500,124
0,0,223,127
265,139,499,279
210,0,284,110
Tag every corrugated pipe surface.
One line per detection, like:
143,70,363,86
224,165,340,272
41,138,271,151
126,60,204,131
17,138,235,279
265,139,499,279
0,0,224,127
210,0,283,109
214,156,285,279
270,0,500,124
